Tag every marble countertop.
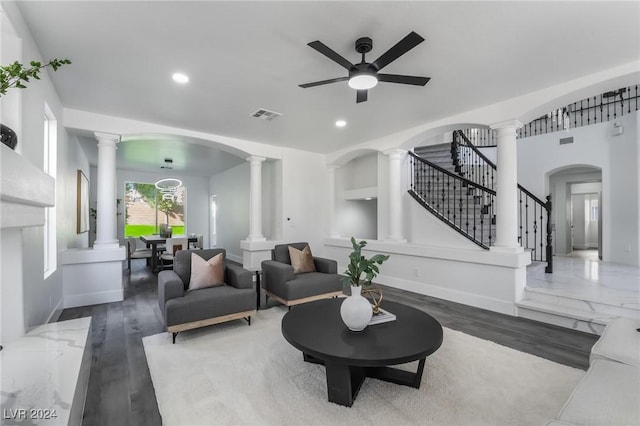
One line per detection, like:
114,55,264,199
1,317,91,425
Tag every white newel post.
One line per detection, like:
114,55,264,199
385,148,407,242
93,132,120,249
247,155,266,241
490,120,523,252
327,164,339,238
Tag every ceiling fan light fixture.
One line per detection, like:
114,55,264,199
348,73,378,90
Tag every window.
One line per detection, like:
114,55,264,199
124,181,185,237
43,103,57,278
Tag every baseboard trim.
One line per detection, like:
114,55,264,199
375,273,515,316
46,298,64,323
64,289,124,309
227,253,243,264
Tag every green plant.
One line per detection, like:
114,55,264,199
0,58,71,96
343,237,390,288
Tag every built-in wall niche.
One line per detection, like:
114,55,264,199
336,153,379,240
336,199,378,240
338,153,378,200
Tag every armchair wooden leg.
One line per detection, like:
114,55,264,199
172,332,178,344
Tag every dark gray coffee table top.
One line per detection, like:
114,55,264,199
282,298,443,367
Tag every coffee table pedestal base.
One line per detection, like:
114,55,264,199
303,353,426,407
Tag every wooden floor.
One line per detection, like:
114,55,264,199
59,260,599,425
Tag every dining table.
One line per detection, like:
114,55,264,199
139,234,198,272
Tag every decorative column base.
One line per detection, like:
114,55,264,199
93,240,120,250
240,239,279,270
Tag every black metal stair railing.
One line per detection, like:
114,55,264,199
409,151,496,249
459,84,639,143
518,84,639,138
452,130,553,272
452,132,496,190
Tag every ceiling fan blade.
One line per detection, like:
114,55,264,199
378,74,430,86
371,31,425,71
356,90,368,103
299,76,349,88
307,41,354,70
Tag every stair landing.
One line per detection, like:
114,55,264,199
518,255,640,335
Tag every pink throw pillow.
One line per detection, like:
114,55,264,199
189,252,225,290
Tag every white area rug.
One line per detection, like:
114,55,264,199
143,307,583,426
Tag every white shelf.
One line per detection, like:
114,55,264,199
341,186,377,200
1,143,55,229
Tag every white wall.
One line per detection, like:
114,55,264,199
518,111,639,266
209,162,250,262
262,159,282,241
607,113,639,265
336,200,377,240
341,153,377,189
0,3,88,340
280,148,327,255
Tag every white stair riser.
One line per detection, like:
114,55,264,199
517,307,606,335
524,289,640,319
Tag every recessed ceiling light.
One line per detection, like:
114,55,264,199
335,120,347,128
365,197,372,200
172,72,189,84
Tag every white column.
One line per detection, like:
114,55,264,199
327,164,339,238
384,148,407,242
247,155,266,241
93,132,120,249
490,120,523,252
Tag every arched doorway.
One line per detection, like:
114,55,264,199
548,166,602,260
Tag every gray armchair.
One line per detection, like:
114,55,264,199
158,248,255,343
261,242,343,308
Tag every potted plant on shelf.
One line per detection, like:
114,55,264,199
340,237,390,332
1,58,71,150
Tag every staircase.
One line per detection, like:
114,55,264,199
411,143,496,247
410,130,552,272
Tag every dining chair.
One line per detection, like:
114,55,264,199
159,237,189,269
126,237,152,270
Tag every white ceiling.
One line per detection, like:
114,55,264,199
15,1,640,175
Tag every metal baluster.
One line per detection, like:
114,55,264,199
519,191,523,246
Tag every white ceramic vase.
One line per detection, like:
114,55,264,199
340,285,373,331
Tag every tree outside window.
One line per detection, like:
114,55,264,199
124,181,185,237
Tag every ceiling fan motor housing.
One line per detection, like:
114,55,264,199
349,62,378,79
355,37,373,54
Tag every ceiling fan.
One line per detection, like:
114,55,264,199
299,31,430,103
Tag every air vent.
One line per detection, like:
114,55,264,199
251,108,282,121
559,137,574,145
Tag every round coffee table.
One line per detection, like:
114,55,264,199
281,298,443,407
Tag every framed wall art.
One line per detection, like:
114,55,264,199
77,170,89,234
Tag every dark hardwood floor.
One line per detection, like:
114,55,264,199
58,260,599,425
